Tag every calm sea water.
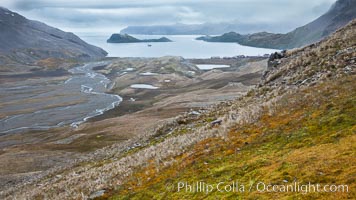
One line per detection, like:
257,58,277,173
78,33,278,58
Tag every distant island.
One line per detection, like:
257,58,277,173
107,34,172,43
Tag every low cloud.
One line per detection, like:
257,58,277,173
1,0,336,33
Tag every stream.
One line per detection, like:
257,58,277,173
0,61,122,134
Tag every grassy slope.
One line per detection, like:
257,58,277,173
105,22,356,199
109,76,355,200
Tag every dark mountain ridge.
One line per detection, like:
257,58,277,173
197,0,356,49
0,7,107,64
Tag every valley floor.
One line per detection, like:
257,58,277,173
0,56,265,194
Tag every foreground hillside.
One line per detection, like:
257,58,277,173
108,20,356,199
2,20,355,200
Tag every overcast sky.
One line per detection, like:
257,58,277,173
1,0,336,34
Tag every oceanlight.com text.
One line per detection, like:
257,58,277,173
175,181,349,194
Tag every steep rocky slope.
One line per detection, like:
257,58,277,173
2,19,355,200
0,7,107,65
198,0,356,49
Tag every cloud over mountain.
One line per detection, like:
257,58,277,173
1,0,336,33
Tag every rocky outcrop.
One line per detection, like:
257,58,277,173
261,19,356,87
267,50,286,69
